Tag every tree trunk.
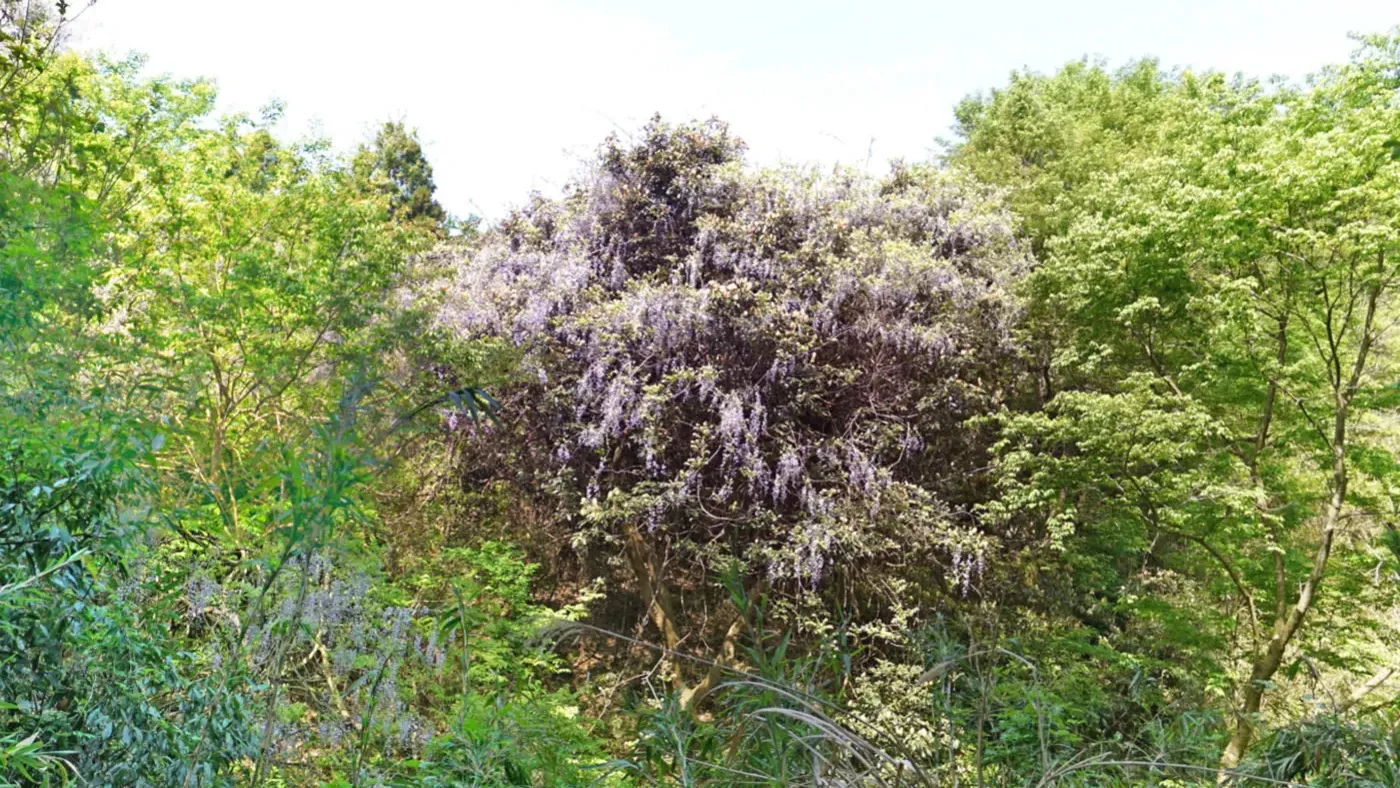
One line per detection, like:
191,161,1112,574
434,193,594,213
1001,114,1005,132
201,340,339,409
1218,413,1347,782
1218,255,1381,781
623,521,746,713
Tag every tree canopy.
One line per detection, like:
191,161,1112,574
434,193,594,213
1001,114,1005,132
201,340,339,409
6,6,1400,786
432,117,1024,707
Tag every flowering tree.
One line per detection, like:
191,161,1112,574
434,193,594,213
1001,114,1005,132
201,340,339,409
434,118,1026,707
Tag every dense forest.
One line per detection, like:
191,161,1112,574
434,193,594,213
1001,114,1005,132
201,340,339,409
5,2,1400,785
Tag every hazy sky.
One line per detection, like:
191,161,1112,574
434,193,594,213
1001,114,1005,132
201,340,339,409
74,1,1399,220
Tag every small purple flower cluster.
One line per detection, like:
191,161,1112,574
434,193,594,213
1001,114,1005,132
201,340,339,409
201,553,458,762
184,574,222,621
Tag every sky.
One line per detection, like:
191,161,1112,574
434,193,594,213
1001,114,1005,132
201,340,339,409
73,0,1400,220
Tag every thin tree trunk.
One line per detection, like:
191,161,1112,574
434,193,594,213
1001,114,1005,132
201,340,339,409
1218,256,1381,781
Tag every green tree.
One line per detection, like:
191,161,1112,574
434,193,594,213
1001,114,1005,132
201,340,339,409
950,57,1170,260
117,109,430,543
0,6,518,785
1,14,262,782
958,33,1400,774
352,121,448,235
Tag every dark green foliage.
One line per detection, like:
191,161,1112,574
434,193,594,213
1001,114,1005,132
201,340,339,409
353,121,448,234
1263,712,1400,786
0,406,258,787
386,693,611,787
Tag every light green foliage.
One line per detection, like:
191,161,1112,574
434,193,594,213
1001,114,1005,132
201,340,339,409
952,58,1171,255
957,29,1400,771
1,50,214,359
390,693,614,788
110,110,432,544
421,542,563,689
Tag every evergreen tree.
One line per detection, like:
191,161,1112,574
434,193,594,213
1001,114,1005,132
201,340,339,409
352,120,448,233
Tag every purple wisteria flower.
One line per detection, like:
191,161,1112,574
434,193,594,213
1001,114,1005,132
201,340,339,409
431,117,1024,593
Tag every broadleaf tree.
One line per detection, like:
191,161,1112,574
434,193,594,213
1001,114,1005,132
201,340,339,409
955,32,1400,772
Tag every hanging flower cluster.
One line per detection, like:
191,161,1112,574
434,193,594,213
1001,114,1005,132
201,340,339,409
432,117,1025,590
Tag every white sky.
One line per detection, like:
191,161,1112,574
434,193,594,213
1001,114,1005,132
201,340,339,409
74,0,1400,220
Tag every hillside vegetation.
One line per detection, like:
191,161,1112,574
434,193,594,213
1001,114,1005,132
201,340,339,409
4,4,1400,785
